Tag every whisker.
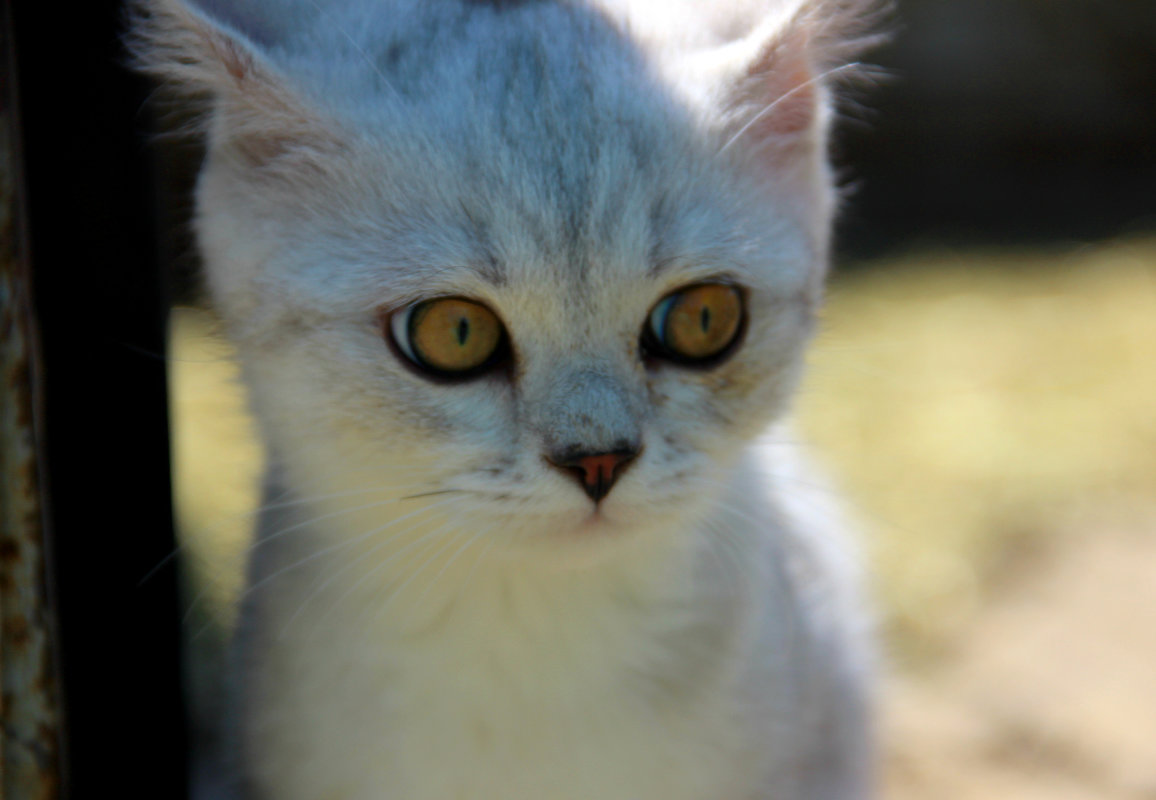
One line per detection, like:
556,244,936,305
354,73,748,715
277,513,459,639
301,0,402,102
246,490,456,557
407,525,492,613
179,491,450,624
456,531,499,601
354,527,465,634
387,528,474,617
300,514,466,640
210,477,442,537
702,519,757,601
152,472,447,587
397,488,469,501
138,545,185,588
719,63,862,155
697,526,743,599
195,495,462,626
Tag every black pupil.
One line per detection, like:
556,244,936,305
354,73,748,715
700,306,711,332
456,317,470,346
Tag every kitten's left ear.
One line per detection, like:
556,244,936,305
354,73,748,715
128,0,344,173
709,0,884,168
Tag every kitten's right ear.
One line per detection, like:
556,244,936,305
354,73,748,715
689,0,885,171
128,0,340,169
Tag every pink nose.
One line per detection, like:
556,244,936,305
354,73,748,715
548,449,638,503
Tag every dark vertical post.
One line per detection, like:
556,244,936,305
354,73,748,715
8,0,189,795
1,1,62,796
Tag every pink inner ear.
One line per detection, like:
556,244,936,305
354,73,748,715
754,61,816,138
746,26,819,140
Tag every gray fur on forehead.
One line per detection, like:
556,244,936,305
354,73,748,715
257,0,678,164
197,0,649,97
212,0,722,279
370,2,675,252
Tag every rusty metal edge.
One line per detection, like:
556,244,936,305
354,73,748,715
0,0,63,796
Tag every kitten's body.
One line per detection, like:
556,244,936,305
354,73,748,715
136,1,878,797
236,442,868,800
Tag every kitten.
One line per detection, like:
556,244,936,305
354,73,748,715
135,0,880,797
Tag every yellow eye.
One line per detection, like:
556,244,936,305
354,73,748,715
390,297,506,376
645,283,744,363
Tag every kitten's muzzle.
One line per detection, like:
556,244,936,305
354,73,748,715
546,447,639,504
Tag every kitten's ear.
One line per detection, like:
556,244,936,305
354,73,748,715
128,0,340,169
708,0,883,167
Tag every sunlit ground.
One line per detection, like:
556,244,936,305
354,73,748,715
171,237,1156,799
804,239,1156,656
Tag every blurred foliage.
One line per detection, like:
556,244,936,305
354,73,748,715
170,312,261,633
837,0,1156,254
801,238,1156,661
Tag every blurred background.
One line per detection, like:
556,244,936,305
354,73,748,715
840,0,1156,256
166,2,1156,799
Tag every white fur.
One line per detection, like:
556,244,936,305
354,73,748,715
134,0,879,797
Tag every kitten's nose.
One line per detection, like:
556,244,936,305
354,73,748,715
547,447,639,503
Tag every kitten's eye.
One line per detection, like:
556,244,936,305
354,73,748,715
644,283,744,364
389,297,506,377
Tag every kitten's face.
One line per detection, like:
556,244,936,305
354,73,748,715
185,0,835,554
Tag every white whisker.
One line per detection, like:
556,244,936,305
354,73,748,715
719,62,862,155
300,514,465,640
407,525,492,613
301,0,402,102
356,527,465,632
279,508,462,639
179,491,460,625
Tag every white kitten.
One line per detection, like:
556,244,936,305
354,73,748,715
135,0,880,797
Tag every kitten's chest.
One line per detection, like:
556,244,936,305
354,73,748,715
243,565,767,800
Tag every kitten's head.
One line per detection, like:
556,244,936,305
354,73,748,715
137,0,877,556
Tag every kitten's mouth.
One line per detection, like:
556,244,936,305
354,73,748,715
578,507,611,531
527,508,638,570
538,505,617,541
570,504,642,539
